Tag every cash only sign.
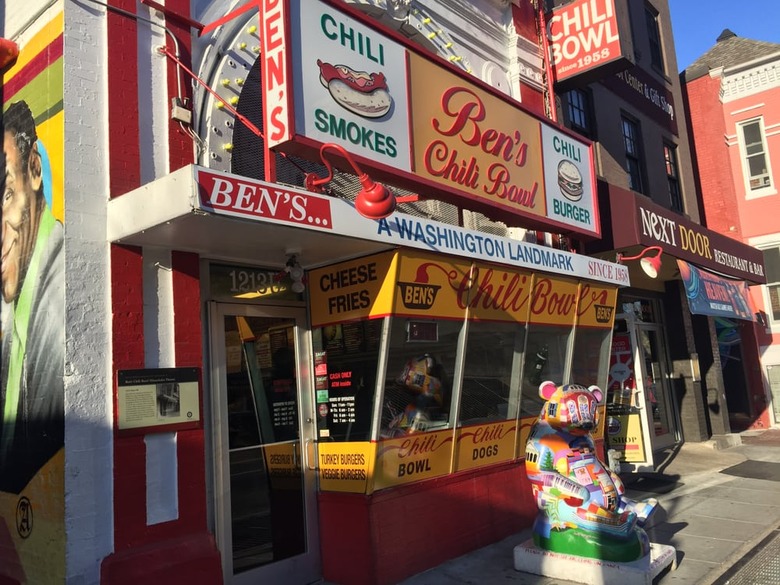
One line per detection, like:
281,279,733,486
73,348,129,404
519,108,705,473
261,0,601,238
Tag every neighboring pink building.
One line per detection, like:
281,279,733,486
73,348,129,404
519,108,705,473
683,29,780,430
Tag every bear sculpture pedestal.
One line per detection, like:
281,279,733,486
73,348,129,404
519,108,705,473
514,539,677,585
520,381,677,583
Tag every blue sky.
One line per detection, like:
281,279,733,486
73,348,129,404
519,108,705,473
668,0,780,71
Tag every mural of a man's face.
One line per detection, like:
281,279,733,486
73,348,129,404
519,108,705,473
2,130,43,303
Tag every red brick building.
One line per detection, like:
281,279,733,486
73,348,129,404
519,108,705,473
683,29,780,430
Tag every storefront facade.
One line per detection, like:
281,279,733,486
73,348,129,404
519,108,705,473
597,185,767,471
3,1,768,584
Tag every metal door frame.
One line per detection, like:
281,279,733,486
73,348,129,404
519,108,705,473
634,322,677,452
208,302,320,584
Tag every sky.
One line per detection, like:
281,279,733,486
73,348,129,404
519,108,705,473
668,0,780,72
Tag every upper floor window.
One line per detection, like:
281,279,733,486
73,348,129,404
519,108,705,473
763,246,780,323
664,143,683,212
644,3,664,72
738,119,774,195
622,116,645,193
563,89,594,139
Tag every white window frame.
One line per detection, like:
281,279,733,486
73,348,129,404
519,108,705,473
738,117,776,199
750,235,780,334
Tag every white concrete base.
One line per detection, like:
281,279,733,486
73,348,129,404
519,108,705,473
513,539,677,585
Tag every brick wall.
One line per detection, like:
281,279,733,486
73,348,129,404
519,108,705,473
686,74,741,238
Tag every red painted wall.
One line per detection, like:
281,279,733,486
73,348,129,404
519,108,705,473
320,462,536,585
102,0,221,581
686,74,741,239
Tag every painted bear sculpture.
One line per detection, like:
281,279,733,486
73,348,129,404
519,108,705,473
525,381,657,562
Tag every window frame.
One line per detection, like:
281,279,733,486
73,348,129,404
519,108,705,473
644,2,665,73
762,246,780,326
563,88,595,140
621,114,646,194
663,142,683,212
737,118,776,198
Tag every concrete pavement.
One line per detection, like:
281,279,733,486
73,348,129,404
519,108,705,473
396,428,780,585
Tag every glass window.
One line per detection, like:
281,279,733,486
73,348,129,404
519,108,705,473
622,116,645,193
664,143,683,212
520,325,572,418
740,120,772,191
763,247,780,322
311,319,384,442
564,89,593,139
459,321,525,425
380,318,462,438
570,327,613,390
644,3,664,72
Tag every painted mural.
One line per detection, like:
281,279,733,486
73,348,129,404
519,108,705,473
525,382,656,562
1,6,66,583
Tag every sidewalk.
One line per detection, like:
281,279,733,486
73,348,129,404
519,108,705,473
396,428,780,585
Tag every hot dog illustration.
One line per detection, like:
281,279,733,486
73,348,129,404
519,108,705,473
317,60,392,118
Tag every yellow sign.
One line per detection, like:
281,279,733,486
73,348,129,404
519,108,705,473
409,53,546,219
372,428,453,490
606,413,646,463
455,420,517,471
527,274,579,326
309,251,397,327
263,442,302,490
393,252,473,319
577,283,617,329
464,263,533,323
318,442,374,493
310,251,617,328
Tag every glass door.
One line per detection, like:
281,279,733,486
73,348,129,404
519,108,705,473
210,303,319,584
635,324,676,452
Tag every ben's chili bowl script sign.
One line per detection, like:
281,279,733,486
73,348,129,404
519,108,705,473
409,53,546,221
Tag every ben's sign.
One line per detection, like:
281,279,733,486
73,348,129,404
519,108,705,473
546,0,634,86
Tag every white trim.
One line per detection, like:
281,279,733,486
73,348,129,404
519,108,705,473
730,104,764,116
736,117,776,199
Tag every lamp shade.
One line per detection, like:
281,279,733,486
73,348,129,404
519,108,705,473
618,246,664,279
640,254,662,278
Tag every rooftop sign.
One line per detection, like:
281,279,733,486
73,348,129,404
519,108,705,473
546,0,634,87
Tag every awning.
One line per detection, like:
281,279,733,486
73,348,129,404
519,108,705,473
106,165,629,286
600,184,766,285
678,260,754,321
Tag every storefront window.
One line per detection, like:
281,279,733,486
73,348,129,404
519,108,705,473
380,318,461,438
312,319,384,442
459,321,525,425
520,325,572,417
570,328,612,389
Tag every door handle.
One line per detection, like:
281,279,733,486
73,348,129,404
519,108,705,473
305,439,318,471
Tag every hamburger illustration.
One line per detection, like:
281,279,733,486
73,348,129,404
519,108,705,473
557,159,583,201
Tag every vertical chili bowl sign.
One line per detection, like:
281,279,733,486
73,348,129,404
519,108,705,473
288,0,412,171
546,0,634,86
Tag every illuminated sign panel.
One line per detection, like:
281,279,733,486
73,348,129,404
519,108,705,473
261,0,292,146
290,0,411,169
409,53,546,221
541,124,598,232
546,0,633,85
274,0,600,236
